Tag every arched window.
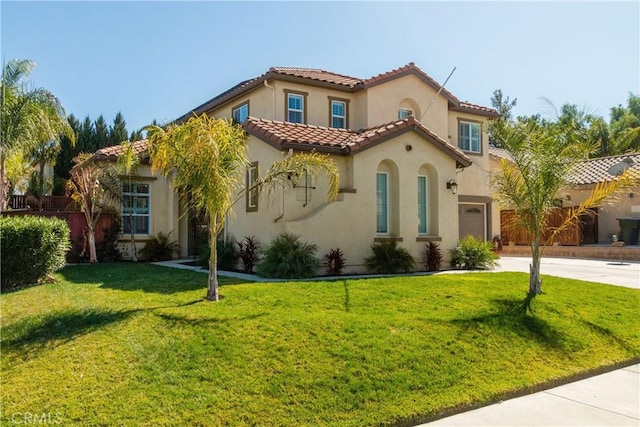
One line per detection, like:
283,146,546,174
376,160,399,235
418,164,438,235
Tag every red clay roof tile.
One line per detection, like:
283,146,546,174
92,139,150,161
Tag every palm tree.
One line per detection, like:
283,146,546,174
491,117,636,312
0,59,73,211
146,114,339,301
66,154,121,263
116,141,141,261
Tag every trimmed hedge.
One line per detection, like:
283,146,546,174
1,215,70,290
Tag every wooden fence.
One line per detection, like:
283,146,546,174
500,207,598,246
9,195,79,212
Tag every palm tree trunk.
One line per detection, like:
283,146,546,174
206,216,219,301
88,226,98,263
0,155,8,211
529,234,543,295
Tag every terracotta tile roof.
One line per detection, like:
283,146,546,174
92,139,150,162
269,67,362,88
568,153,640,185
244,116,471,167
181,63,497,120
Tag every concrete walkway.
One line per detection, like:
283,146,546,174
420,364,640,426
494,256,640,289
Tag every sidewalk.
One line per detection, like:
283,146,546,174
420,364,640,426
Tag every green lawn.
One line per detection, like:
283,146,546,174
2,264,639,426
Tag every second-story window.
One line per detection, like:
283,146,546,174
330,99,347,129
459,120,482,153
398,108,413,120
232,102,249,124
286,92,305,124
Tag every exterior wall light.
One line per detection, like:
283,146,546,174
447,179,458,195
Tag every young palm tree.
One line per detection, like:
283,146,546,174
1,59,73,211
66,154,121,263
146,114,339,301
491,117,636,312
116,141,142,261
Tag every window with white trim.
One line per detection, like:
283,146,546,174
331,100,347,129
287,93,304,124
122,182,150,235
418,175,428,234
398,108,413,120
246,162,259,212
376,172,389,234
459,121,482,153
232,102,249,124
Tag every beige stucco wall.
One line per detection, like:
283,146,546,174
117,164,189,259
225,132,460,274
449,113,492,198
365,74,449,137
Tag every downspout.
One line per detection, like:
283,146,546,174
274,148,294,223
264,80,275,120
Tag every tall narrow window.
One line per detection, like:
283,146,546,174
330,99,347,129
246,162,259,212
376,172,388,234
417,175,428,234
122,182,150,234
232,102,249,124
287,93,305,124
459,121,482,153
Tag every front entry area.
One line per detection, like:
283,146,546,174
459,203,486,241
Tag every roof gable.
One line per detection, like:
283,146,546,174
180,63,498,121
244,116,472,168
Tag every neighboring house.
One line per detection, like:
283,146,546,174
490,147,640,245
96,63,499,270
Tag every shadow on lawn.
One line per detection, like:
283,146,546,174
2,300,202,360
59,263,245,294
450,299,568,349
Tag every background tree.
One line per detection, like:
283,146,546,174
0,59,73,210
488,89,517,147
146,114,339,301
94,115,109,150
116,141,141,261
609,93,640,154
66,154,121,263
109,112,129,147
491,115,635,312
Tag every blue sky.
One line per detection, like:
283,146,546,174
2,1,639,133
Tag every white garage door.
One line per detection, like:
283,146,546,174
459,203,486,241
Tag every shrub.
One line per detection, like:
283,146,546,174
365,240,416,274
325,248,346,275
256,233,319,279
238,236,260,274
197,238,239,271
96,216,122,262
423,241,443,272
140,232,181,261
0,215,70,290
450,235,498,270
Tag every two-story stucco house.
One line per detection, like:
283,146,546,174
95,63,498,271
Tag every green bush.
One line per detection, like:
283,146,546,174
140,232,181,262
0,215,70,290
197,238,239,270
450,235,498,270
365,240,416,274
256,233,319,279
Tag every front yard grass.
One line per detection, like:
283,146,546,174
1,263,639,426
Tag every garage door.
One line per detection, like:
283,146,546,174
459,203,486,241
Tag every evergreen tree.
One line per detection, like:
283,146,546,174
78,115,96,153
94,115,109,149
55,114,80,180
109,112,129,146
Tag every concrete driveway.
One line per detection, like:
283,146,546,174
494,256,640,289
